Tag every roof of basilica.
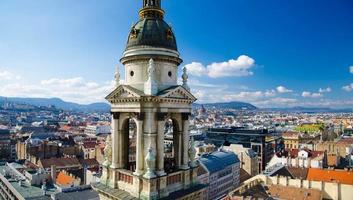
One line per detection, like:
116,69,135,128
125,0,178,52
126,18,177,51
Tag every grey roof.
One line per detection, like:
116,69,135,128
54,188,99,200
0,129,10,135
126,18,177,51
199,151,240,173
91,183,139,200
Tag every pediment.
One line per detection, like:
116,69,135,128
158,86,197,102
106,85,144,101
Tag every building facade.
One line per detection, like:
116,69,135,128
0,128,15,161
224,144,259,176
93,1,206,199
198,150,240,200
206,127,281,171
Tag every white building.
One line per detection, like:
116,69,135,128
198,150,241,200
84,125,110,136
267,148,325,169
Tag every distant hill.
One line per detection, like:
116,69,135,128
262,106,353,113
193,101,257,110
0,97,110,112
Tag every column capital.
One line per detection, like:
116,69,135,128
157,112,168,121
136,112,145,121
182,113,191,121
111,112,120,119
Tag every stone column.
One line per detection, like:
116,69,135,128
109,112,120,189
156,113,166,176
143,112,157,178
118,118,126,169
180,113,190,169
111,112,120,169
175,131,182,168
134,115,144,176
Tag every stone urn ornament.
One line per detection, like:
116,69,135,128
143,145,157,179
103,135,112,167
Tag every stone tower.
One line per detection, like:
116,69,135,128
93,1,206,199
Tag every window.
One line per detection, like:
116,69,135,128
130,71,134,77
168,71,172,77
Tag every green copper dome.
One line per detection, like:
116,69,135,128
126,18,177,51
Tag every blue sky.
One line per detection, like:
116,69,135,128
0,0,352,107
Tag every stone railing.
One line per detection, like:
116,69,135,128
167,171,181,186
118,170,133,185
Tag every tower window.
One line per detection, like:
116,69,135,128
130,71,135,77
168,71,172,77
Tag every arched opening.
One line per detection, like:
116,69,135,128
122,118,137,172
164,118,180,173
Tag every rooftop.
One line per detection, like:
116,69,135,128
307,168,353,185
39,157,81,169
267,185,321,200
56,171,75,186
0,165,53,200
199,150,239,173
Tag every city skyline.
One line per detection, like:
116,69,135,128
0,0,352,108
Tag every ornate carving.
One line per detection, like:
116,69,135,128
130,28,138,38
143,144,157,179
166,28,174,40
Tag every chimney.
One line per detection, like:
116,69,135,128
51,165,56,184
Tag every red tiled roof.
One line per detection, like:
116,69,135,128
337,138,353,145
82,142,96,149
79,159,99,168
282,131,300,138
40,158,81,169
307,168,353,185
56,171,75,186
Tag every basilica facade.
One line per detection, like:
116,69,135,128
92,0,206,199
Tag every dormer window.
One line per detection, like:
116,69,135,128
130,28,138,39
166,28,173,40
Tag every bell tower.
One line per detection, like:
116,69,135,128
93,1,206,200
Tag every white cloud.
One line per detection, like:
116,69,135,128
342,83,353,92
185,55,256,78
302,91,323,98
319,87,332,93
184,62,207,77
276,86,293,93
350,66,353,74
264,90,277,97
0,70,21,81
0,77,114,104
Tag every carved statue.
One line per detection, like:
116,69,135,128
182,67,190,91
188,136,197,167
144,58,158,95
103,135,112,167
143,145,157,179
148,58,155,80
115,65,120,88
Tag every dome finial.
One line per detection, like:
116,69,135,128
143,0,161,8
140,0,164,19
